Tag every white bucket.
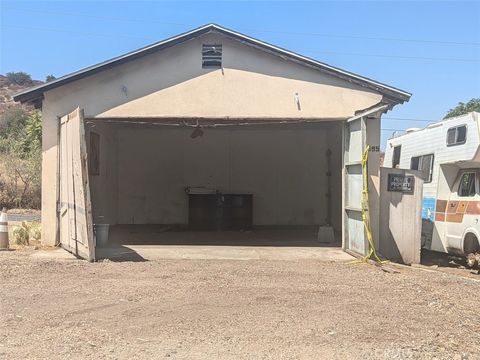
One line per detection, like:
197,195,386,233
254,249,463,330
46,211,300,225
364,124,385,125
95,224,110,246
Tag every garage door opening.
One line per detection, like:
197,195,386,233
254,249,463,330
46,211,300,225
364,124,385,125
85,119,344,258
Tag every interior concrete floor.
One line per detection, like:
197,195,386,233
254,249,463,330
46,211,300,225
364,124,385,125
95,225,347,261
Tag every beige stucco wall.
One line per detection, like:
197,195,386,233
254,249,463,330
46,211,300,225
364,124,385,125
96,67,381,119
39,31,385,245
44,33,382,121
40,102,59,245
379,167,423,264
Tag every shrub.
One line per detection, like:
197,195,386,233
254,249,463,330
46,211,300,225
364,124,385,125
31,223,42,241
12,221,41,245
5,72,33,86
0,109,42,209
0,107,29,143
23,111,42,153
0,144,41,209
13,221,32,245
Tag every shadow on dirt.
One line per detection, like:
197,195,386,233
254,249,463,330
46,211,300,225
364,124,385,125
421,249,468,269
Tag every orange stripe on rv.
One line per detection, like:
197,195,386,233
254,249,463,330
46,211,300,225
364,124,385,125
434,213,445,222
445,213,464,223
446,201,458,213
458,201,469,214
435,199,480,223
436,200,448,213
466,201,480,215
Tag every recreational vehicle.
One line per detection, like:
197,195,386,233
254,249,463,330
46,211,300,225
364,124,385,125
384,112,480,258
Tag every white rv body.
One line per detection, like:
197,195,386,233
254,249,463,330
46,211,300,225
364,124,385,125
384,112,480,256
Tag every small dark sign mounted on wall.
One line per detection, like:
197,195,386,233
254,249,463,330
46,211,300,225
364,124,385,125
387,174,414,193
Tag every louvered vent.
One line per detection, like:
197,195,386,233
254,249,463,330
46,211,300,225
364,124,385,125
202,44,222,68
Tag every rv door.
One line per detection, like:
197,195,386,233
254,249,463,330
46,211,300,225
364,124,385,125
445,170,480,255
58,108,95,261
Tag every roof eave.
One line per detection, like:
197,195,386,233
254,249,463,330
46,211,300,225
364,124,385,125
210,25,411,103
14,23,217,104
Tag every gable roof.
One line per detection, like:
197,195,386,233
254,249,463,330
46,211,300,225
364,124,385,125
14,23,411,105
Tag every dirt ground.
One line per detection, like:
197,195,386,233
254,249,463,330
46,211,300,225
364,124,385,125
1,250,479,360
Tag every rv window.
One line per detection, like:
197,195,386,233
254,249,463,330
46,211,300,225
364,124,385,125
392,146,401,168
447,128,456,145
410,154,434,183
447,125,467,146
411,156,420,171
457,126,467,143
458,172,476,197
421,154,434,183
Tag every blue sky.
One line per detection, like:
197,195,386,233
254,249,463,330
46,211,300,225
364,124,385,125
1,1,479,148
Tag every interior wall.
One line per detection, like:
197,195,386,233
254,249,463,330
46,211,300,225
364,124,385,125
327,123,343,231
86,123,118,225
94,122,343,229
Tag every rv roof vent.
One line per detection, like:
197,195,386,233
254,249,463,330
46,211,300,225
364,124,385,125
406,128,421,133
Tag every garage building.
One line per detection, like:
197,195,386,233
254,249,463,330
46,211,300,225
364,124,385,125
14,24,411,261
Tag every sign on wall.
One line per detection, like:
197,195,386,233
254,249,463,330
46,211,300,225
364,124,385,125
387,174,414,193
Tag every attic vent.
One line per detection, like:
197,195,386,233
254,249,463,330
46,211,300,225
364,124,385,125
202,44,222,68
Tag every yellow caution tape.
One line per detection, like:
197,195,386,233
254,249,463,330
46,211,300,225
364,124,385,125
351,145,388,265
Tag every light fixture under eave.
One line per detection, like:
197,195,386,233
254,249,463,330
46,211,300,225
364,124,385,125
294,92,301,111
190,125,204,139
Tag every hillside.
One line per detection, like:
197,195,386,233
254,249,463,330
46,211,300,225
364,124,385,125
0,74,43,114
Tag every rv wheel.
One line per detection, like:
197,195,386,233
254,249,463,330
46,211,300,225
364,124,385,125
463,233,480,255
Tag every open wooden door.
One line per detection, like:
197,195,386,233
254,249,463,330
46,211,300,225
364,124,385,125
343,116,368,255
58,108,95,261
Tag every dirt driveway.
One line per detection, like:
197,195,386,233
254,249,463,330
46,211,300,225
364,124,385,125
1,250,479,360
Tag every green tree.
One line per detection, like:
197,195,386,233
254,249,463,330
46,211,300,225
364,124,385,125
0,107,29,145
22,111,42,153
0,109,42,156
5,72,33,86
444,98,480,119
45,74,56,82
0,108,42,209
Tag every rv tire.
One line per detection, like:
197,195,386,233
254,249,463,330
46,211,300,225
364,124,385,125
463,233,480,255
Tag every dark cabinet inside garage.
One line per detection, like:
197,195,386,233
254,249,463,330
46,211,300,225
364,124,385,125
188,193,253,231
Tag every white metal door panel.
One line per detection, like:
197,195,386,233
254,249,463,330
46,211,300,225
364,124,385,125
345,119,363,164
343,117,367,255
347,210,366,254
346,165,363,211
58,108,95,261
